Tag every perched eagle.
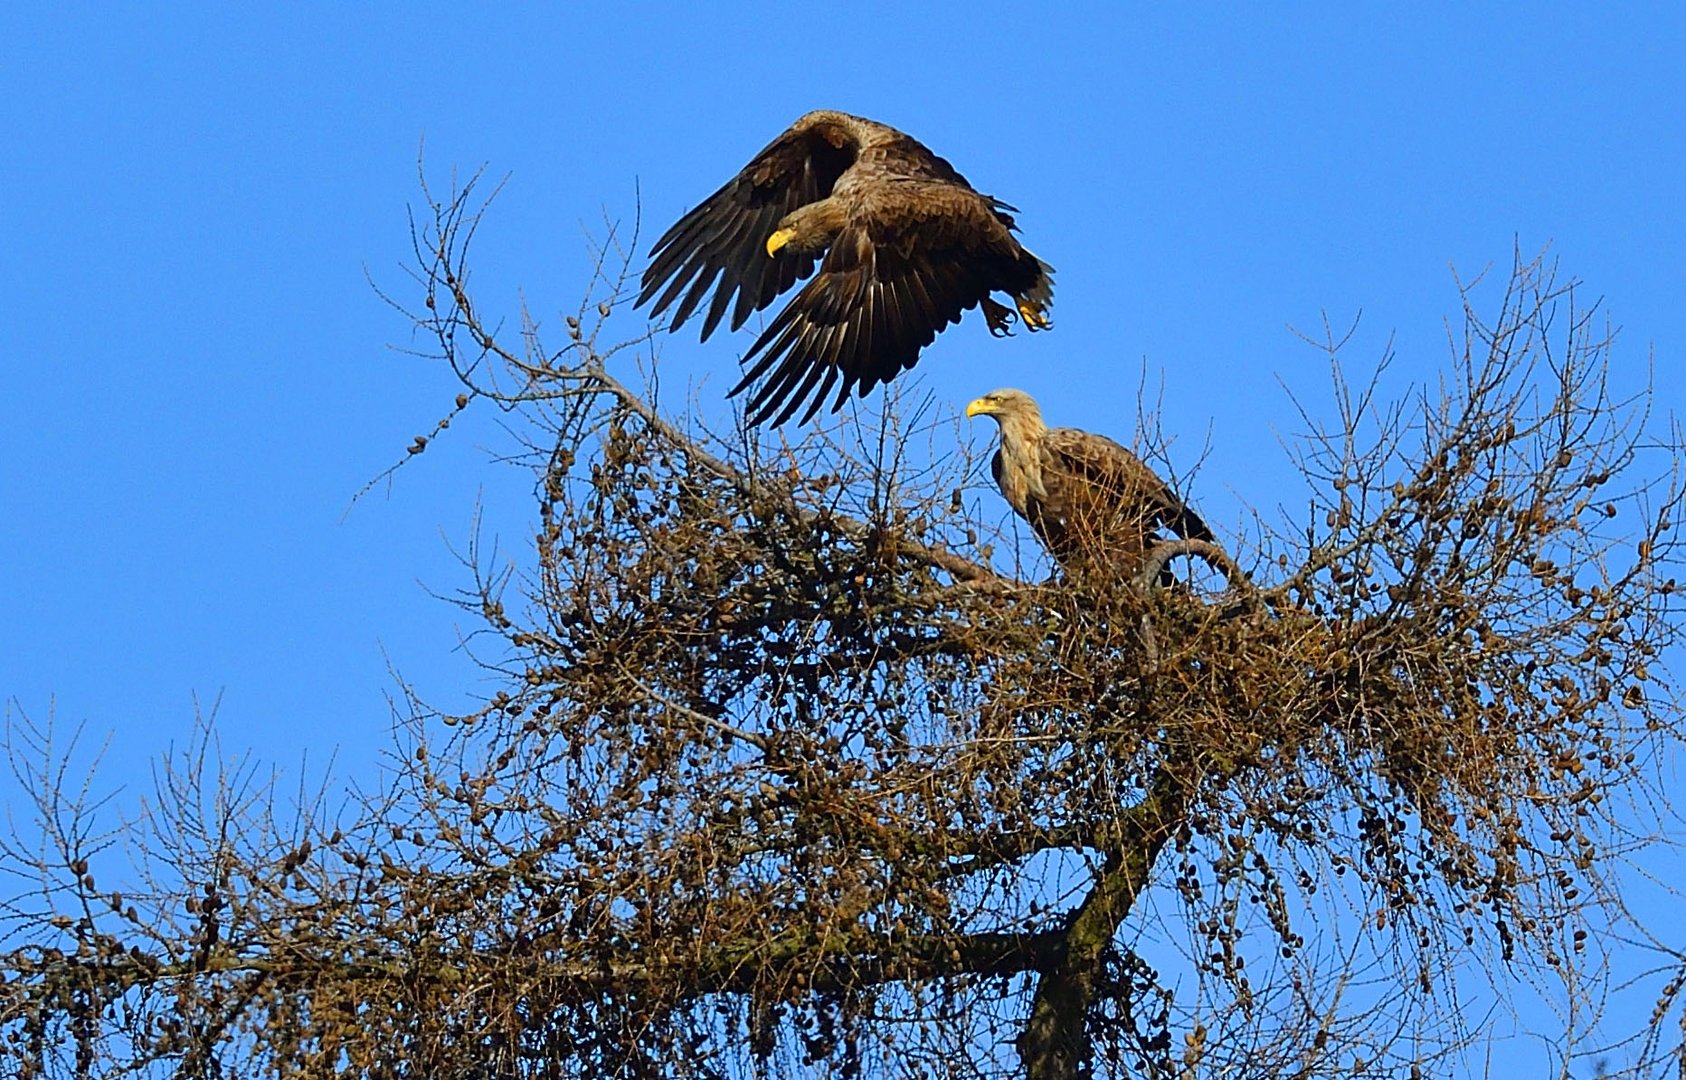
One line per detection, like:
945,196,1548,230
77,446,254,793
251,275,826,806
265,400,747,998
637,110,1054,427
966,389,1213,582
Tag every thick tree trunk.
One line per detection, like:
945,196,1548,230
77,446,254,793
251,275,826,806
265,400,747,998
1019,766,1187,1080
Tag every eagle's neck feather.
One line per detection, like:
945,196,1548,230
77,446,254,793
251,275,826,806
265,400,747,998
997,411,1049,503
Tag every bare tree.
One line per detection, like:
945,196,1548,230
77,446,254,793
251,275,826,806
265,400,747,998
3,171,1684,1080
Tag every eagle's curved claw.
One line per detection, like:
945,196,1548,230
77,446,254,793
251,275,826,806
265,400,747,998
982,297,1018,338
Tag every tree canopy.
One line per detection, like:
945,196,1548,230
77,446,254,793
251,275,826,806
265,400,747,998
3,174,1684,1080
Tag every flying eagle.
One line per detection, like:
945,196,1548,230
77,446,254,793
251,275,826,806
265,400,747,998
966,389,1213,582
637,110,1054,427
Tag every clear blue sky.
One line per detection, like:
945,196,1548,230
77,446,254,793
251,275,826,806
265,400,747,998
3,4,1682,1072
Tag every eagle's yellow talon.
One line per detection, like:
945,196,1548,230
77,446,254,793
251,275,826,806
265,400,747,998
1017,301,1052,332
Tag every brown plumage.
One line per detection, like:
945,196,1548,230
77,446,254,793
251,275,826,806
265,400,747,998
638,110,1054,426
966,389,1213,580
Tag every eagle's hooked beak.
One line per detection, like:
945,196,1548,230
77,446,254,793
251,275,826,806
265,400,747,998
965,397,995,419
765,228,796,257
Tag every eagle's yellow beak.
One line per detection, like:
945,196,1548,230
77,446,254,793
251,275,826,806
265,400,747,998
965,397,995,419
765,228,796,257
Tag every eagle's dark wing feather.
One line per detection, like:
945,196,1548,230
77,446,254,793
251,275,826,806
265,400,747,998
1039,428,1213,545
638,118,857,340
730,185,1022,426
